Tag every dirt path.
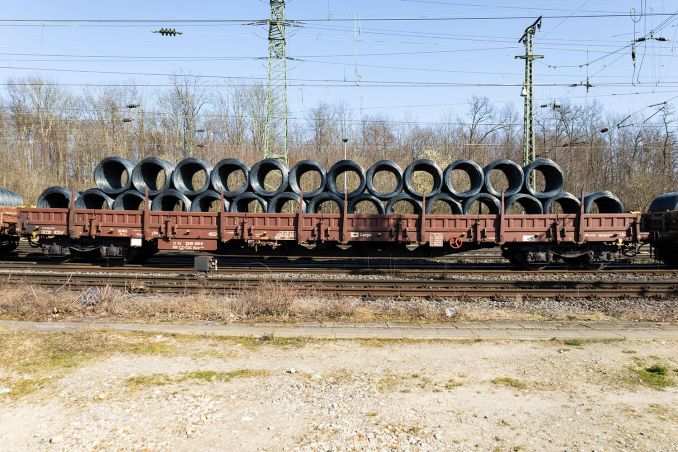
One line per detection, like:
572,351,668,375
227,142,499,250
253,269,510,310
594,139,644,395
0,327,676,451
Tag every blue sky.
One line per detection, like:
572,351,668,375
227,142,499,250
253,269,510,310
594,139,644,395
1,0,678,126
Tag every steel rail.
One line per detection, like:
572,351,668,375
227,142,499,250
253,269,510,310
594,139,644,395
1,271,678,297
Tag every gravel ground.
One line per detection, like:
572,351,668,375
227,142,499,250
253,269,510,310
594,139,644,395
0,331,676,451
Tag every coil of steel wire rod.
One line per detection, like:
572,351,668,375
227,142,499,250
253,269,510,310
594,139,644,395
443,159,484,198
249,158,289,198
75,188,114,210
463,193,501,215
210,158,250,198
171,157,212,196
385,193,423,215
522,158,565,199
267,192,304,213
649,192,678,212
230,193,268,213
584,191,624,214
425,193,463,215
348,194,386,214
0,188,23,207
365,160,404,200
37,187,80,209
483,159,524,197
306,192,344,214
288,160,327,198
403,159,443,198
151,189,192,212
131,157,174,196
543,192,581,214
326,160,367,198
190,190,228,213
504,193,543,214
93,157,135,195
112,190,150,211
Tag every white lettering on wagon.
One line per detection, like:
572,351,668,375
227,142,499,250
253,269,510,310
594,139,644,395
350,232,373,239
274,231,296,240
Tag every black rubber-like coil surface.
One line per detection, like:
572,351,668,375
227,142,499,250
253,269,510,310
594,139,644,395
37,187,79,209
504,194,543,214
230,193,268,213
249,159,289,198
288,160,326,198
348,194,386,214
171,157,212,196
522,158,565,199
131,157,175,196
94,157,135,195
151,189,192,212
190,190,229,213
403,159,443,198
385,194,423,215
425,193,463,215
267,192,304,213
112,190,150,211
210,159,250,198
584,191,624,214
75,188,114,210
0,188,23,207
463,193,501,215
649,192,678,212
306,193,344,214
326,160,367,198
483,159,525,197
365,160,403,200
443,159,484,198
543,192,581,214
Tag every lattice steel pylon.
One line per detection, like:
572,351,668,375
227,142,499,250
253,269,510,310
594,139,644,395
263,0,289,165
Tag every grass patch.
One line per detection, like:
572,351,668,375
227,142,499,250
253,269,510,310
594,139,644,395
125,373,173,390
491,377,527,389
563,339,583,347
130,342,172,355
630,364,675,390
622,350,637,354
0,377,54,398
233,335,308,349
444,378,463,389
179,369,269,383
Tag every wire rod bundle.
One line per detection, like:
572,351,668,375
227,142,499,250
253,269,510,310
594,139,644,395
0,188,23,207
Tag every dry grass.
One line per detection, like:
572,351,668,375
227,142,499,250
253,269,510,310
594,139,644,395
125,369,270,390
491,377,527,389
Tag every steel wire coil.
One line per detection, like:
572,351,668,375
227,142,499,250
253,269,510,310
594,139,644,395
249,159,289,198
425,193,463,215
522,158,565,199
190,190,229,213
483,159,525,197
75,188,114,210
37,187,80,209
267,192,305,213
504,193,543,214
211,158,250,198
306,192,344,214
172,157,212,196
230,193,268,213
93,157,135,195
326,160,367,198
385,193,423,215
0,188,23,207
543,192,581,214
112,190,151,211
403,159,443,198
288,160,327,198
584,191,624,214
365,160,403,200
463,193,501,215
443,159,484,198
131,157,175,196
151,189,192,212
348,194,386,215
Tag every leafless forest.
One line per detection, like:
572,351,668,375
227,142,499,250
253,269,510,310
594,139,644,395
1,76,676,211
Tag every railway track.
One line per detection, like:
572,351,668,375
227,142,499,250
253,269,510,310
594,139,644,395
1,269,677,298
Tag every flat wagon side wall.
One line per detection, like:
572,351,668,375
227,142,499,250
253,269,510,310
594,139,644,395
18,207,646,252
